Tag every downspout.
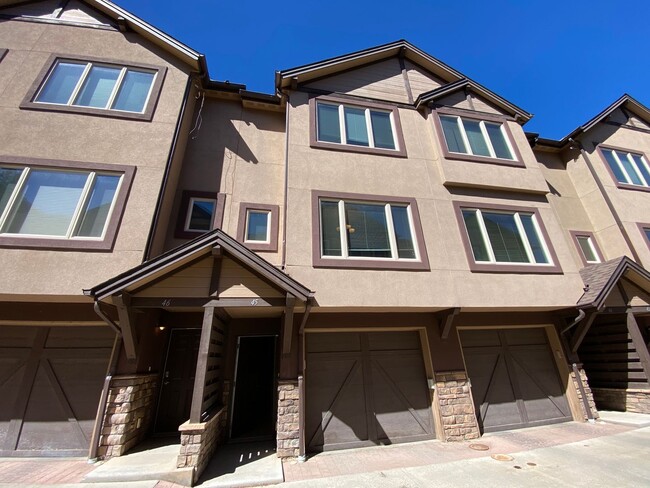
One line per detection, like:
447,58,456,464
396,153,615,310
297,299,312,462
93,301,121,336
569,138,642,263
561,308,586,335
281,89,290,270
143,74,194,261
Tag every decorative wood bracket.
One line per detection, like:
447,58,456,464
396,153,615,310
439,308,460,340
570,310,597,353
114,292,138,360
282,293,297,355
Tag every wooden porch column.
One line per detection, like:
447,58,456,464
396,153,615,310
190,306,225,423
627,312,650,381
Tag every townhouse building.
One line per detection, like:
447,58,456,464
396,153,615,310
0,1,648,486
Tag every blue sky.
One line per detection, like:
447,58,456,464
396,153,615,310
117,0,649,139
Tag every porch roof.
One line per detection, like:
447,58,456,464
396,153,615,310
84,229,314,303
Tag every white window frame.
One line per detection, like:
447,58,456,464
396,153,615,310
316,101,400,151
244,209,271,244
575,235,601,264
0,166,123,240
440,115,516,161
35,60,157,114
319,198,419,261
462,208,553,266
603,149,650,187
184,197,217,233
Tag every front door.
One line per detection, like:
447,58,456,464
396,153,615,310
155,328,201,433
230,336,277,440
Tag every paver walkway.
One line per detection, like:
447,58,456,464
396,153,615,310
0,458,95,485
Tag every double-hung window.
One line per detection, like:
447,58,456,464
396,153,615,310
310,97,406,156
0,160,133,250
455,202,560,273
22,56,165,121
313,191,429,270
439,114,516,161
600,147,650,189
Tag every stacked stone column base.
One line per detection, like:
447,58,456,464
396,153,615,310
435,371,480,441
277,380,300,457
570,366,599,420
97,373,158,459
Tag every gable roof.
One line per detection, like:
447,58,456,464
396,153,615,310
415,78,532,122
532,94,650,149
275,39,530,120
577,256,650,309
85,229,314,302
0,0,207,74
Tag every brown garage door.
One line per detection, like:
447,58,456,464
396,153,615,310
0,326,114,456
306,331,434,452
460,328,571,433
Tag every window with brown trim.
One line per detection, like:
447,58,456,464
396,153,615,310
433,107,524,167
309,95,407,157
638,223,650,249
598,145,650,193
236,203,279,252
175,191,225,239
569,230,602,266
312,190,429,270
21,54,166,121
0,156,134,251
453,201,562,273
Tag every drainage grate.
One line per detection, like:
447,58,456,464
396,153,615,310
469,443,490,451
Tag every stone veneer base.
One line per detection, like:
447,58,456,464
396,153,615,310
592,387,650,414
435,371,480,441
97,373,158,459
571,367,599,420
277,380,300,457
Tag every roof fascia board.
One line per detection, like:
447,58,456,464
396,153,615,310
87,0,203,72
276,40,466,90
85,230,312,302
590,258,650,310
417,79,532,122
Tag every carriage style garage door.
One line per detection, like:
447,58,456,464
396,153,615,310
0,326,114,456
306,331,434,452
460,328,571,433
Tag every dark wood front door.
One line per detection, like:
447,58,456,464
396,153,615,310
0,326,114,456
306,331,434,452
230,335,277,440
460,328,572,433
155,328,201,433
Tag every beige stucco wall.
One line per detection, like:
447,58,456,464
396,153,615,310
163,97,286,266
559,109,650,268
283,88,585,309
0,19,193,297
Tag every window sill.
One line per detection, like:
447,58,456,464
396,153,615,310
0,235,116,252
313,256,430,271
443,151,525,168
20,101,156,122
310,139,408,158
615,182,650,193
468,262,563,274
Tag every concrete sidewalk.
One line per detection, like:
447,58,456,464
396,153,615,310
282,426,650,487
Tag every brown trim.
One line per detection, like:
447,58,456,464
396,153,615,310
174,190,226,239
569,230,604,266
638,223,650,249
398,54,414,105
596,144,650,194
20,54,167,122
236,202,279,252
432,106,525,168
452,200,563,274
311,190,430,271
0,155,135,252
309,95,408,158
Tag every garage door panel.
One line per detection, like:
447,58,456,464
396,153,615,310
307,331,434,452
306,357,367,450
371,355,432,440
0,326,113,456
461,328,571,433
